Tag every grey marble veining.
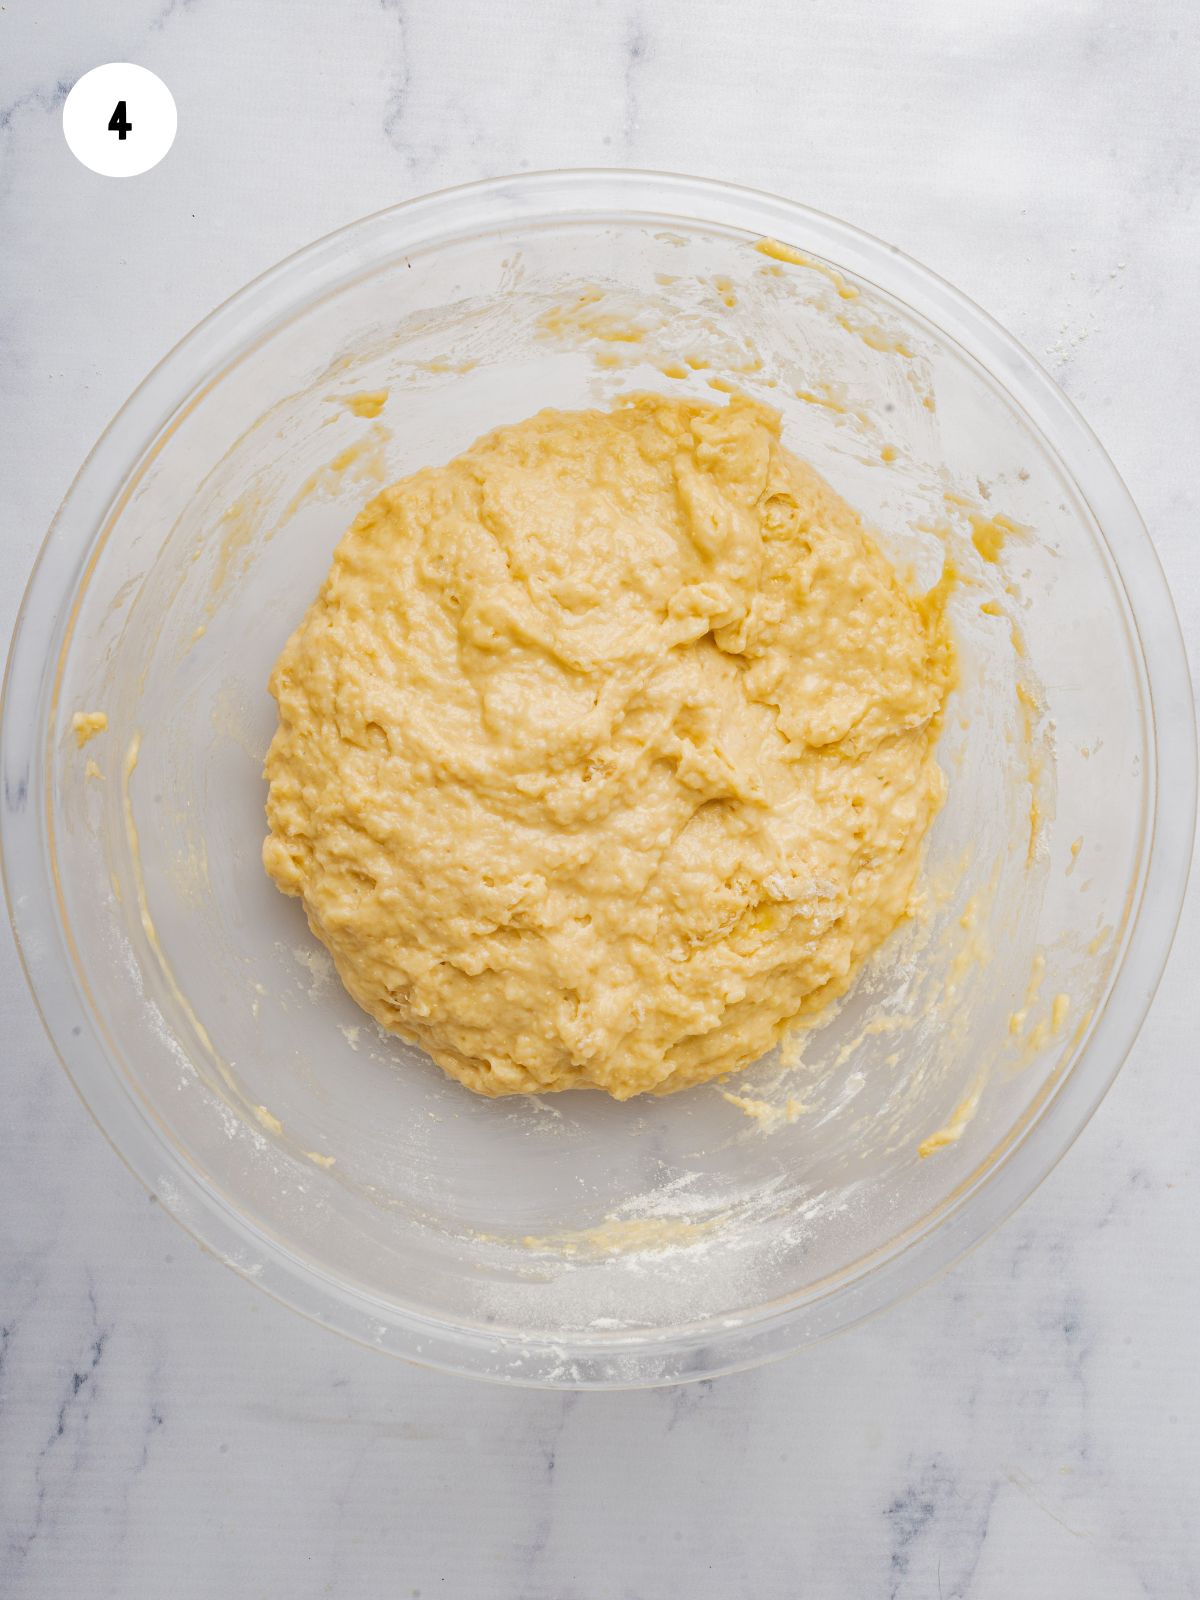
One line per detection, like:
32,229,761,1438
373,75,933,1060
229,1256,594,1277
2,1,1198,1595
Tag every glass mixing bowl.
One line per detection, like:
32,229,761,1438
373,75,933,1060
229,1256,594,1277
3,171,1194,1387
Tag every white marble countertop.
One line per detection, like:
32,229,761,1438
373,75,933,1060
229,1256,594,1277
3,1,1198,1594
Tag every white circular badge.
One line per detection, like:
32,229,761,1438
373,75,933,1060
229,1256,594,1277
63,63,177,177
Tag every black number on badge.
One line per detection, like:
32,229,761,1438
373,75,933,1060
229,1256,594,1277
108,100,132,140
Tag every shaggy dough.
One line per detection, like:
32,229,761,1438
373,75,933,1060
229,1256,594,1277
263,394,952,1098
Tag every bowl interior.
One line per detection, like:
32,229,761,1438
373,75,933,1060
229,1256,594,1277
28,193,1156,1382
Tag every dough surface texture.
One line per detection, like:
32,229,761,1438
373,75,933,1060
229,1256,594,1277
263,394,952,1098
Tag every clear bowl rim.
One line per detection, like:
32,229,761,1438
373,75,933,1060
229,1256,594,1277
2,167,1195,1388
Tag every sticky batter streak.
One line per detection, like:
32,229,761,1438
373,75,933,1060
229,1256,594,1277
263,394,953,1098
